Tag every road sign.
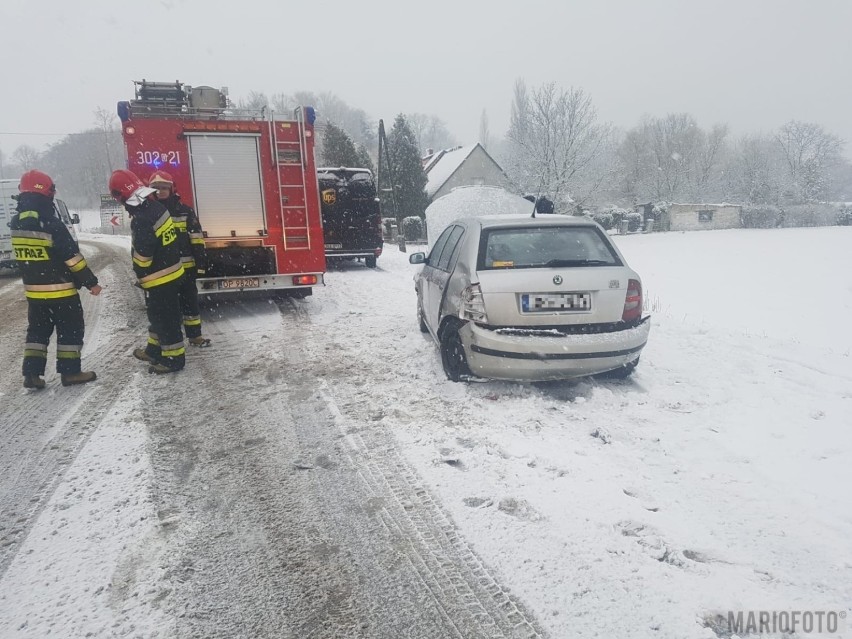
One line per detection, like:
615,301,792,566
110,215,120,227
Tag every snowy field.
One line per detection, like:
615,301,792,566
1,225,850,638
337,226,852,637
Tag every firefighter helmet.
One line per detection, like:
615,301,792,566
19,170,56,196
148,170,174,188
109,169,156,204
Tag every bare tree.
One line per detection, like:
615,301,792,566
11,144,41,171
478,109,490,150
505,80,612,209
238,91,270,112
723,133,786,204
93,107,119,172
617,113,728,203
41,127,122,208
775,120,843,202
693,123,729,199
406,113,457,154
271,90,376,153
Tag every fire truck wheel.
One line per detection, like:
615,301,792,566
365,256,377,268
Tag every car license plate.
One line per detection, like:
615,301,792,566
522,292,591,312
325,243,343,249
219,277,260,290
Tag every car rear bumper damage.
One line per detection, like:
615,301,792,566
460,316,651,381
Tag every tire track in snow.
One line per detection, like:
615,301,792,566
135,294,546,638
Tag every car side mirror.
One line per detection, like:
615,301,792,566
71,213,80,224
409,252,426,265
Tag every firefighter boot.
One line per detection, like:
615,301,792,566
61,371,97,387
23,375,46,390
148,363,180,375
188,336,211,347
133,348,154,363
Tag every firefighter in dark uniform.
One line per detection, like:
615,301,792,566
148,170,210,347
10,170,101,389
109,169,186,374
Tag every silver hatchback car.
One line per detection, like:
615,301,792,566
409,215,651,382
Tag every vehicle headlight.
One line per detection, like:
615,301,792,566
461,283,488,323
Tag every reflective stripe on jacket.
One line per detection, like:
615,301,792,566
128,198,184,289
9,194,98,301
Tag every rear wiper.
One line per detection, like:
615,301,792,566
544,259,611,267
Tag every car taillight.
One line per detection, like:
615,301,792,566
461,283,488,323
622,279,642,322
293,275,318,286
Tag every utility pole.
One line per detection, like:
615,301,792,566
377,119,405,252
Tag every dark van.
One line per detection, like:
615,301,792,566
317,167,383,268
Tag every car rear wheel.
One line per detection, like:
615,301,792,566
440,326,472,382
595,357,639,380
365,255,377,268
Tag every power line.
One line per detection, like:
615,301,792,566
0,131,73,136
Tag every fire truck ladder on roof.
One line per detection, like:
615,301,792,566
271,109,311,251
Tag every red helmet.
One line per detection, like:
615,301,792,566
109,169,147,202
19,170,56,196
148,170,174,187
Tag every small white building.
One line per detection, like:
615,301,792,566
659,203,742,232
423,144,513,202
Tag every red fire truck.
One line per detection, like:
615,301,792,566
116,80,325,296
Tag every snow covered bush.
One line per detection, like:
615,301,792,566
835,205,852,226
599,206,631,226
740,205,784,229
382,217,397,237
402,216,424,241
625,211,643,232
782,204,837,228
592,212,614,230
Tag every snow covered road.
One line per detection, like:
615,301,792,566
0,227,850,638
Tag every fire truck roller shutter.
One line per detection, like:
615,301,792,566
187,135,266,238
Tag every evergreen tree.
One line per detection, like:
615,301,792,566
355,144,375,174
388,114,429,220
320,121,362,167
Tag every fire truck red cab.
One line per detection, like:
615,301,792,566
117,80,325,296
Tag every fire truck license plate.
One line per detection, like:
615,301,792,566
219,278,260,290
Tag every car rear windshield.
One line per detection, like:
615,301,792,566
478,225,621,270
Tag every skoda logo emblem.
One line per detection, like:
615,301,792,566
553,275,563,285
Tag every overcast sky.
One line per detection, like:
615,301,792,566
1,0,850,160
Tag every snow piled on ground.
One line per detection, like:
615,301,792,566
425,186,535,247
